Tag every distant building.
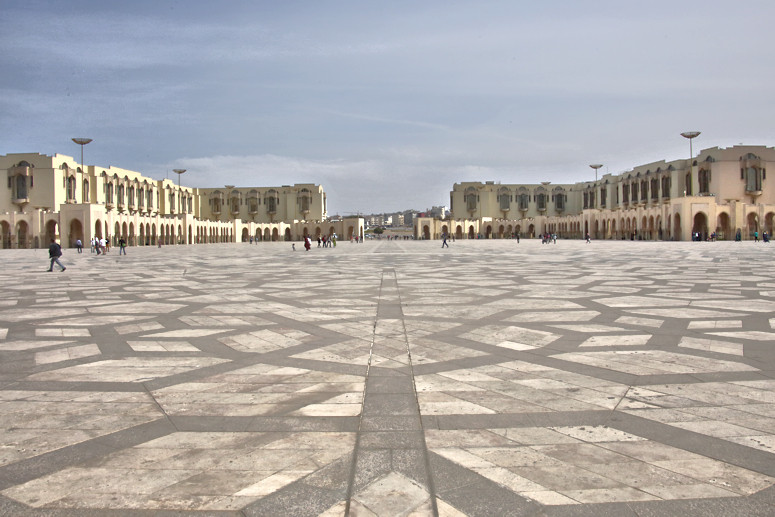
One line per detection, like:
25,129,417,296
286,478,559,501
1,152,363,248
426,205,448,219
415,145,775,241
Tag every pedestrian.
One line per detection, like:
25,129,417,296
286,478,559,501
75,238,83,253
304,237,311,251
292,243,296,251
754,231,759,242
585,232,591,244
441,232,449,248
100,237,108,253
47,239,66,272
119,237,127,255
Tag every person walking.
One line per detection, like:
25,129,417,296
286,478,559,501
47,239,66,272
441,232,449,248
119,237,127,255
75,238,83,253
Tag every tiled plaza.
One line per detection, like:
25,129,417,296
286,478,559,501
1,239,774,516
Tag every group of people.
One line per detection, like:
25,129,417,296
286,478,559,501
91,237,109,255
297,234,339,251
318,234,337,248
540,233,557,244
46,236,132,272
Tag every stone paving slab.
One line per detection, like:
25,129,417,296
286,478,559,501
0,240,774,515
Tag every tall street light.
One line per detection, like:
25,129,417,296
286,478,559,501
681,131,700,197
173,169,186,188
589,164,603,182
72,138,92,174
681,131,701,162
173,169,186,214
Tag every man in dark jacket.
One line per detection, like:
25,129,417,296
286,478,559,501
47,239,66,272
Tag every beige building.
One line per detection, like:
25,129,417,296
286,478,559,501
416,144,775,241
1,152,363,249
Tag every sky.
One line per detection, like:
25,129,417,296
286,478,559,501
2,0,775,215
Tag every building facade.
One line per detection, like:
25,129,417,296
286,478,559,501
1,152,363,249
415,145,775,241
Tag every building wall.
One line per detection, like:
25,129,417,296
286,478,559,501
1,152,345,249
442,145,775,241
196,184,325,224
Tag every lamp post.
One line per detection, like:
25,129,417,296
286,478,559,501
681,132,700,198
681,131,700,162
589,164,603,212
173,169,186,188
72,138,92,174
173,169,186,214
589,164,603,182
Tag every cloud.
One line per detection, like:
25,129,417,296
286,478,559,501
3,1,775,215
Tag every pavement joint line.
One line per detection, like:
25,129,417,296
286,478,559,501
2,242,775,515
343,270,380,516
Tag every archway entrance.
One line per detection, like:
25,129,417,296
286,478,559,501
1,221,10,249
673,214,682,241
16,221,29,248
69,219,84,247
692,212,708,240
717,213,731,240
45,220,58,246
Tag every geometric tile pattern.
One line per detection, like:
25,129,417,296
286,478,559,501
1,241,774,516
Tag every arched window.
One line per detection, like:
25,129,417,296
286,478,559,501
265,189,278,214
518,188,529,211
698,169,711,194
248,190,259,213
66,176,77,202
82,179,90,202
498,188,510,211
553,188,565,211
298,188,311,214
465,187,477,213
536,189,547,211
15,175,27,200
